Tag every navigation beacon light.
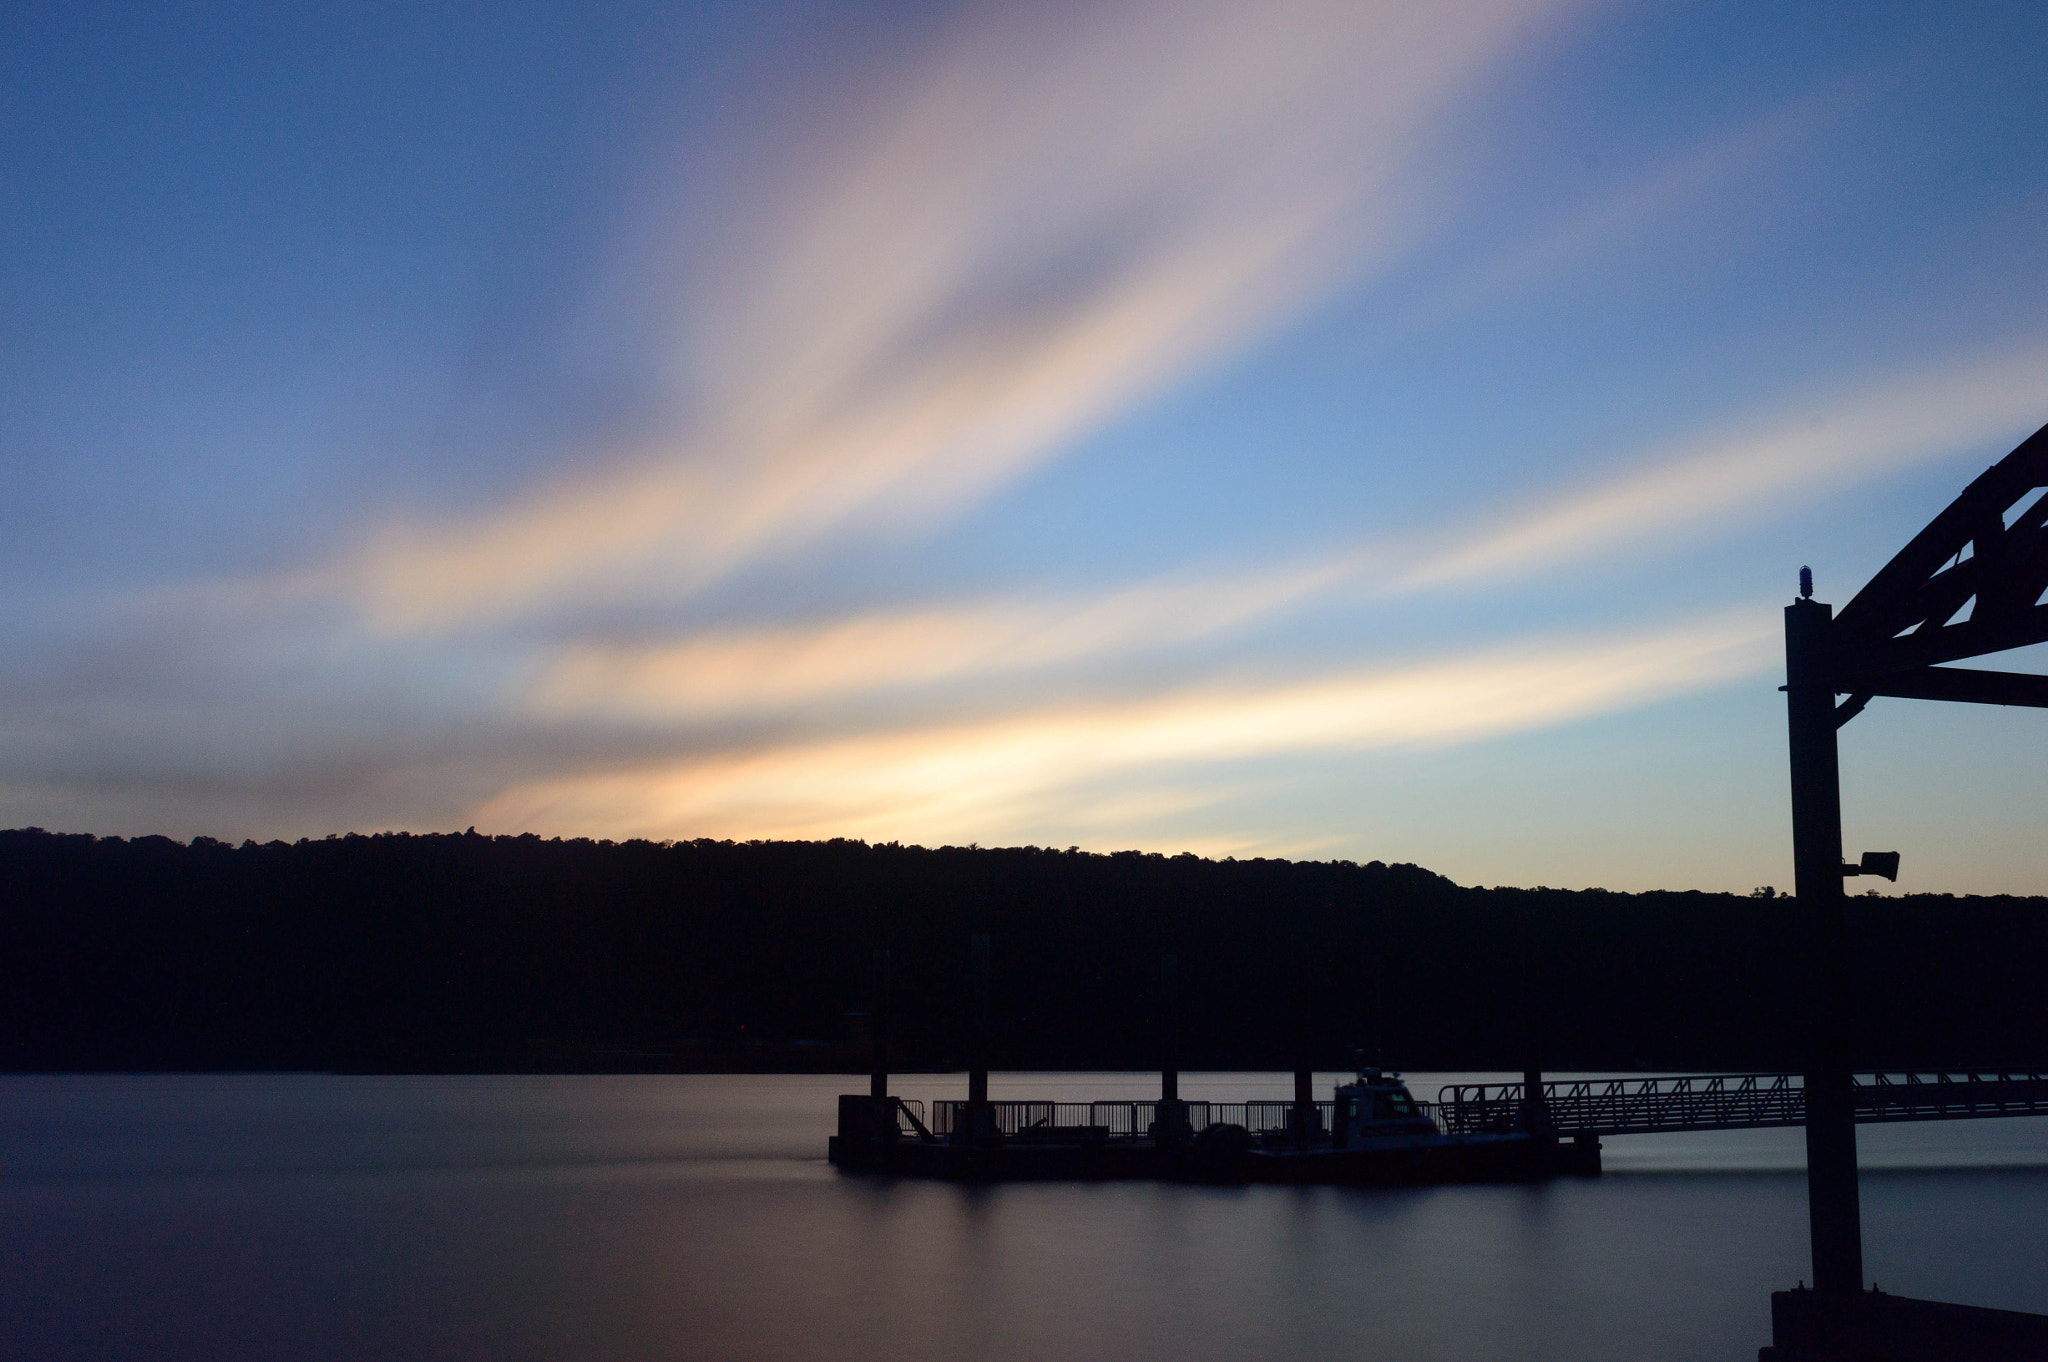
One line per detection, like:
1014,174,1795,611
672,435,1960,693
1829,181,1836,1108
1799,565,1813,598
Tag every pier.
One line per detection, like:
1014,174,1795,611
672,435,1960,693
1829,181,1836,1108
829,1067,2048,1184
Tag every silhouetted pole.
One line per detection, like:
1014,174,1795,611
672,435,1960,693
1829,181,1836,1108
1522,1066,1552,1142
1521,911,1552,1142
1160,953,1179,1104
1786,590,1863,1297
1371,950,1385,1069
1292,935,1314,1149
869,949,890,1101
969,934,991,1106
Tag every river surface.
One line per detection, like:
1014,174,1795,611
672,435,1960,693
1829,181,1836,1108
5,1072,2047,1360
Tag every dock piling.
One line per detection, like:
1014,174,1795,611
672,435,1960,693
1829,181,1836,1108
1160,953,1179,1104
1157,953,1190,1141
1292,935,1314,1149
969,934,990,1104
1522,1066,1553,1142
870,948,890,1101
962,933,996,1146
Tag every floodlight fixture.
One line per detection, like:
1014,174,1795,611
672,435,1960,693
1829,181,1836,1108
1841,851,1899,882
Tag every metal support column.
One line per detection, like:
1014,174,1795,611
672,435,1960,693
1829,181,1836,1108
869,948,890,1101
1158,953,1190,1140
969,934,991,1105
1160,953,1179,1105
1292,935,1314,1149
1523,1067,1552,1142
1785,594,1863,1297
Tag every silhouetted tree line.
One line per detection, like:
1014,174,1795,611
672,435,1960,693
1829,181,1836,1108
2,827,2043,1073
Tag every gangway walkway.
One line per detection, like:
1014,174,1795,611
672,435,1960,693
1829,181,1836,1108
1435,1071,2048,1138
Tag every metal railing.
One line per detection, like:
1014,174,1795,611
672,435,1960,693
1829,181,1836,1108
1435,1071,2048,1138
924,1097,1441,1141
890,1098,928,1139
1857,1071,2048,1123
929,1100,1194,1139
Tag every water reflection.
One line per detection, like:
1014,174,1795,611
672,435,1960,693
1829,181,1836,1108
3,1074,2046,1361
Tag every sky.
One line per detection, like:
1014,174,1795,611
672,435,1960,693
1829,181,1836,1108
4,0,2047,892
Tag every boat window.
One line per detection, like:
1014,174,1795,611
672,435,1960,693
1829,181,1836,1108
1373,1091,1414,1119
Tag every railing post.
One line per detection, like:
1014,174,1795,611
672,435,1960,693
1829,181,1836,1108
1786,594,1864,1297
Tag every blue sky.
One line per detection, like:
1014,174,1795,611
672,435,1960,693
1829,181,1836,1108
4,0,2046,891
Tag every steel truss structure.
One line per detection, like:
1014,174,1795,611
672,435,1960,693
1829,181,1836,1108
1785,418,2048,1295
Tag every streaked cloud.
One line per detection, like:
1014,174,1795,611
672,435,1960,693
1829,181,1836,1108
518,342,2048,724
478,609,1776,844
1402,86,1860,330
1395,344,2048,592
527,556,1358,719
341,0,1568,632
24,335,2019,849
15,2,2048,891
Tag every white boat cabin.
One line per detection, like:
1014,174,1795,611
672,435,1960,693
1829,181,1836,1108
1331,1068,1441,1148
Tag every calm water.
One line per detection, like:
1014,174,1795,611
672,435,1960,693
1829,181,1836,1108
5,1072,2047,1361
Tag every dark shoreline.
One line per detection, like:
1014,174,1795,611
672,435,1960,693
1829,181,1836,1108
6,827,2045,1075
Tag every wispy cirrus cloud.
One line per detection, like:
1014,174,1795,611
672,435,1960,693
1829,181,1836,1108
527,556,1361,720
338,0,1571,633
1400,84,1860,330
18,5,2031,859
1395,344,2048,592
20,338,2030,847
515,341,2048,724
479,609,1776,844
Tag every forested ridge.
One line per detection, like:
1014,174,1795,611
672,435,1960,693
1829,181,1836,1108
3,827,2043,1073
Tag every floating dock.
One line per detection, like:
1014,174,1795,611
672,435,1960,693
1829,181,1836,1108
828,1081,1602,1185
833,942,1595,1184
